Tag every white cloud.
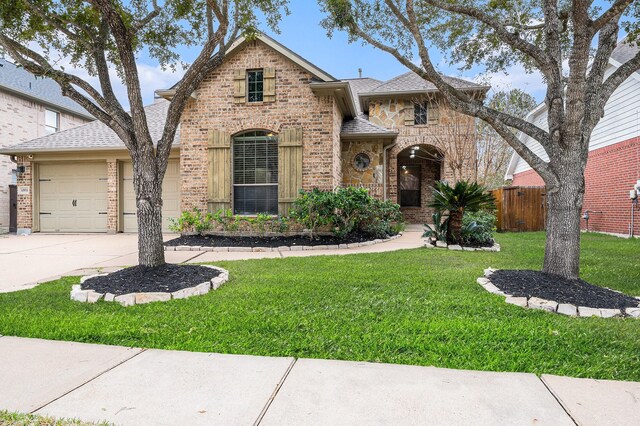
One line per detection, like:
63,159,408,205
477,64,546,102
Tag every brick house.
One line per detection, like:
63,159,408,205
0,58,93,233
506,39,640,237
0,35,485,234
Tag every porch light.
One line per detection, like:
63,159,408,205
413,146,420,150
410,154,416,159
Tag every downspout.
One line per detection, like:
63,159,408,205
383,141,397,201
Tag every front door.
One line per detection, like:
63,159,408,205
399,166,421,207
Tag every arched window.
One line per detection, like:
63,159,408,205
233,130,278,215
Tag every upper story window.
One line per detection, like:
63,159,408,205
414,102,428,125
45,109,60,134
247,69,264,103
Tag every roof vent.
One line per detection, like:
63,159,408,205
358,68,362,78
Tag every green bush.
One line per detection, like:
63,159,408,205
168,208,212,233
460,210,496,246
423,211,449,242
290,187,404,239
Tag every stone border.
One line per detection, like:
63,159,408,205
70,265,230,307
164,234,403,253
477,268,640,318
424,238,500,252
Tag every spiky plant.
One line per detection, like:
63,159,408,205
429,181,495,243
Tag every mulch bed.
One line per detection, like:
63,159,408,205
81,264,220,296
490,270,639,309
164,232,389,248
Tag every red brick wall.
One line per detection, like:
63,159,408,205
511,136,640,235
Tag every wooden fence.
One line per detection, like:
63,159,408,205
491,186,547,232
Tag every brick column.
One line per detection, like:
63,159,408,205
107,160,118,234
16,156,33,234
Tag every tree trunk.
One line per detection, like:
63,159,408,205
448,209,463,243
542,170,585,280
133,157,166,267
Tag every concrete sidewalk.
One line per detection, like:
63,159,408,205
0,230,425,293
1,336,638,425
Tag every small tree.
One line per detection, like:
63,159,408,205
477,89,537,188
321,0,640,280
0,0,288,268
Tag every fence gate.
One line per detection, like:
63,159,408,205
492,186,546,232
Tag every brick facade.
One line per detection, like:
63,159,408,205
179,39,342,214
0,89,90,232
512,136,640,235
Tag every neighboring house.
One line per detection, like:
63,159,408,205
506,39,640,237
0,57,93,233
0,35,486,234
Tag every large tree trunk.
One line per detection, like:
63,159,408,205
133,156,166,267
542,163,586,280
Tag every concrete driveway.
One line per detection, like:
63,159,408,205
0,233,200,293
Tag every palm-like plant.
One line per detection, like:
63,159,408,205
429,181,495,243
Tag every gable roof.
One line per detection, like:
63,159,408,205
341,114,398,139
0,100,175,154
227,34,337,82
0,58,93,120
342,78,382,115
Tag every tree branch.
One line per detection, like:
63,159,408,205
591,0,634,32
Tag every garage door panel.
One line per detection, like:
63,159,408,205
122,161,181,233
38,163,108,233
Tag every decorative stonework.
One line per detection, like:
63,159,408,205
477,268,640,318
341,140,383,189
424,238,501,252
165,234,403,252
70,265,229,307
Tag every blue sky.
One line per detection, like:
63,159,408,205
124,1,548,105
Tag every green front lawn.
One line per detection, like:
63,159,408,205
1,232,639,381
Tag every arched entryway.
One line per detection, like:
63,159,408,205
394,144,443,223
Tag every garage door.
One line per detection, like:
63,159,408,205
39,163,108,232
122,160,181,233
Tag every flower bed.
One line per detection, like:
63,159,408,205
70,264,229,307
424,237,500,252
477,268,640,318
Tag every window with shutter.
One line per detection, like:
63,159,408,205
232,131,278,215
208,130,232,212
233,69,246,104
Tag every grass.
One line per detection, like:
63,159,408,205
0,410,111,426
0,232,639,381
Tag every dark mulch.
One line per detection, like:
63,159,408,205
490,269,639,309
81,264,220,296
164,232,389,248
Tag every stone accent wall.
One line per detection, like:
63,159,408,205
107,160,118,233
0,89,90,232
367,97,477,223
341,140,384,198
179,39,342,214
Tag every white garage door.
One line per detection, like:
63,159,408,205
122,160,181,233
39,163,108,232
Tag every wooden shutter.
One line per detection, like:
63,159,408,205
278,127,303,216
404,100,415,126
428,102,440,125
208,130,232,212
263,67,276,102
233,69,246,104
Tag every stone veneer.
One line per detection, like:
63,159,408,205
340,140,384,197
179,39,343,214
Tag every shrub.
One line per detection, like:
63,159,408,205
460,210,496,246
429,181,495,244
290,188,404,239
168,208,212,233
423,211,449,242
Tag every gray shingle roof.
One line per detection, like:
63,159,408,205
0,58,93,118
611,38,639,71
368,71,487,94
342,78,382,114
0,100,177,154
341,114,398,137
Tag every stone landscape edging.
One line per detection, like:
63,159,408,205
70,265,230,307
164,234,403,252
424,239,501,252
477,268,640,318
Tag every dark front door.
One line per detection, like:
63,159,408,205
9,184,17,233
399,166,421,207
